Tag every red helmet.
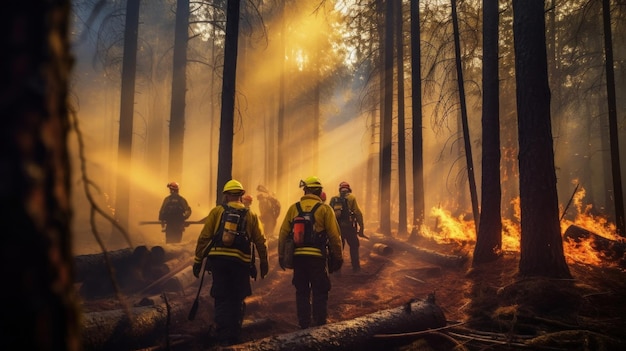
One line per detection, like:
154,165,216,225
339,181,351,192
167,182,180,191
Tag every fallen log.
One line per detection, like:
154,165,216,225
227,296,446,351
161,266,197,293
563,224,626,261
81,294,204,351
74,246,150,283
370,235,468,268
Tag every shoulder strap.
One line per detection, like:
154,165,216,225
296,202,304,215
311,202,322,215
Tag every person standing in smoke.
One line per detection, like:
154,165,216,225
158,182,192,243
329,181,365,273
257,185,281,239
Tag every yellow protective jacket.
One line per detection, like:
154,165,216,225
278,194,342,261
194,201,268,265
333,192,364,231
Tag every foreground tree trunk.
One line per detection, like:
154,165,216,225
113,0,141,234
0,2,80,349
513,0,571,278
168,0,190,182
473,0,502,265
230,297,446,351
409,0,426,239
602,0,626,237
216,0,241,203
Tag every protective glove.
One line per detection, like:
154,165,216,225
329,257,343,273
278,257,286,271
192,262,202,278
357,230,368,239
260,260,269,279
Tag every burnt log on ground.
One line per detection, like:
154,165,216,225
81,294,203,351
227,296,446,351
369,234,468,268
564,225,626,262
74,246,150,283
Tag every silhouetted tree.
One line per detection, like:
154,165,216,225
451,0,479,228
513,0,571,278
396,1,408,236
1,2,81,349
113,0,141,233
379,0,393,236
216,0,241,202
409,0,425,240
473,0,502,265
168,0,190,182
602,0,625,236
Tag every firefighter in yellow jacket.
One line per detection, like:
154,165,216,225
192,179,269,346
277,176,343,329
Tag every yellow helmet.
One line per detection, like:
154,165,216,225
299,176,323,188
223,179,245,194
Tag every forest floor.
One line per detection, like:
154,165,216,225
80,231,626,351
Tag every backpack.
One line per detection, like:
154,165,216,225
330,195,351,223
216,205,249,248
292,202,322,246
162,196,186,221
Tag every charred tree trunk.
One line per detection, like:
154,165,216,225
513,0,571,278
168,0,190,182
379,0,394,236
113,0,141,235
451,0,479,229
473,0,502,265
215,0,241,204
602,0,626,237
409,0,426,240
396,1,408,236
1,2,80,349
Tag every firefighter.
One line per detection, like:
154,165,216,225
256,185,281,239
192,179,269,346
277,176,343,329
158,182,192,243
329,181,365,272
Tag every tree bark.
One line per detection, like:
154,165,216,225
379,0,394,235
513,0,571,278
602,0,626,237
396,1,408,236
1,2,80,349
216,0,241,204
113,0,141,234
409,0,426,239
168,0,190,182
473,0,502,265
230,298,446,351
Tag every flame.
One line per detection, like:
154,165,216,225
419,184,623,268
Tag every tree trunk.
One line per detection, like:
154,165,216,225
409,0,426,240
513,0,571,278
168,0,190,182
276,1,287,202
216,0,241,203
602,0,626,237
1,2,80,349
396,1,408,236
113,0,141,235
230,298,446,351
451,0,479,229
379,0,394,236
473,0,502,265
